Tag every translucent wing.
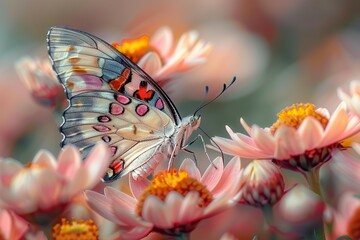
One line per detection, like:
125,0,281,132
47,27,181,124
47,27,181,181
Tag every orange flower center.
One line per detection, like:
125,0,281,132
136,169,213,216
112,35,153,63
52,218,98,240
347,207,360,239
270,103,329,134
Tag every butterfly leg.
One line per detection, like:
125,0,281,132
182,134,215,169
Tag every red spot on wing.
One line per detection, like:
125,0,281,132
110,159,124,174
134,81,154,102
109,68,131,91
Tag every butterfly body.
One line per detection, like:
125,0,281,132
47,27,200,182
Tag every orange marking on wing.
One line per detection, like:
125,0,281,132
71,66,87,74
66,80,75,89
134,82,154,101
68,57,81,64
68,46,76,51
109,68,131,91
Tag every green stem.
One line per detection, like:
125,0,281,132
304,168,325,240
164,232,190,240
261,205,277,240
304,168,322,197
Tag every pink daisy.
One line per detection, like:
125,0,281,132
112,26,211,90
0,142,110,222
84,157,242,239
15,57,64,108
212,102,360,172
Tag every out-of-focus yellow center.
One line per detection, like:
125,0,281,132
136,169,213,216
347,207,360,239
113,35,153,63
270,103,329,134
52,218,98,240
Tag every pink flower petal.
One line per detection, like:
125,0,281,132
104,186,137,211
240,118,253,136
163,191,184,224
32,150,57,170
203,195,232,218
321,102,348,146
57,145,82,180
0,159,23,186
137,52,162,77
0,210,29,240
179,158,201,181
129,176,150,201
142,195,173,228
201,157,223,191
274,126,304,159
252,127,276,154
178,191,203,224
119,226,153,240
150,26,173,58
212,156,241,197
298,117,324,149
84,190,120,224
112,203,152,228
83,142,112,187
34,170,62,209
61,169,91,199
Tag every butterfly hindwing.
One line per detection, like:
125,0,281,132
47,27,183,181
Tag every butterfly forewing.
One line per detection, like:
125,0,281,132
47,27,184,181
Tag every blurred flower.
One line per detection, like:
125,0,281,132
275,185,326,238
332,192,360,239
239,160,285,207
113,26,211,89
85,157,242,239
52,218,99,240
324,143,360,204
0,142,110,224
338,80,360,117
212,102,360,172
15,57,64,108
0,209,29,240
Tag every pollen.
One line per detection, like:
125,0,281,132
52,218,98,240
347,207,360,240
270,103,329,135
136,169,213,216
113,35,154,63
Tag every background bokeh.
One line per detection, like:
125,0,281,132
0,1,360,238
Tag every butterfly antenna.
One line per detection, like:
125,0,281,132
198,126,225,166
193,76,236,116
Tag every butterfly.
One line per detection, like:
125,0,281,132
47,27,201,182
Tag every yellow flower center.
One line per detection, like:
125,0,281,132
270,103,329,134
136,169,213,216
112,35,153,63
348,207,360,239
52,218,98,240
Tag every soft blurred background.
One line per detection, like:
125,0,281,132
0,0,360,239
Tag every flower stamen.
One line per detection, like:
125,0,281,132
270,103,329,134
52,218,98,240
136,169,213,216
113,35,154,63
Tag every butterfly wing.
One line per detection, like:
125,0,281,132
47,27,181,124
47,27,180,181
